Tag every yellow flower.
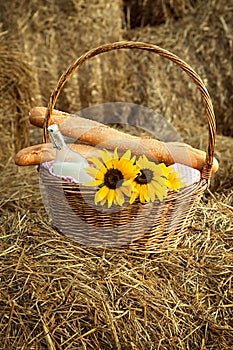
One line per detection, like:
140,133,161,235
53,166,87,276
166,166,186,192
84,148,140,208
130,155,168,204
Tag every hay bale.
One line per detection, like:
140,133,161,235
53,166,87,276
123,0,233,137
0,0,124,115
123,0,200,28
211,134,233,192
0,34,33,162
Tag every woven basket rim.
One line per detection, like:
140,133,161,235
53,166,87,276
39,165,207,202
41,159,202,188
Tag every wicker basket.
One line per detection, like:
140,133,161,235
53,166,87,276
39,41,216,252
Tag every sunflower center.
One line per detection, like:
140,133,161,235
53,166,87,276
135,169,153,184
104,169,124,189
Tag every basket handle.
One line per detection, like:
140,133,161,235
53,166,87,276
43,41,216,181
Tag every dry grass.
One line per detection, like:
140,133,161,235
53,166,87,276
0,0,233,349
124,0,233,137
123,0,200,28
0,166,232,349
0,35,33,158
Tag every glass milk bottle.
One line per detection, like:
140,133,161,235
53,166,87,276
48,124,92,183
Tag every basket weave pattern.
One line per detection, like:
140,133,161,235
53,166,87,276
40,167,206,250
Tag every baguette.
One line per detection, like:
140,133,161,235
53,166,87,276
28,107,218,173
15,143,96,166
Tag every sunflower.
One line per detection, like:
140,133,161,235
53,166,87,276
130,155,168,204
84,148,140,208
166,166,186,192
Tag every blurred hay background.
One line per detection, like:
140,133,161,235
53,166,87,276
0,0,232,349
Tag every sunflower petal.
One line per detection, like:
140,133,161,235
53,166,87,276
98,149,113,164
129,191,139,204
121,181,135,197
147,183,156,202
89,156,104,169
113,147,119,160
100,199,106,206
95,186,109,204
84,179,102,187
142,184,150,202
131,155,136,164
95,167,106,181
121,149,131,160
84,167,99,177
167,170,186,192
107,189,115,208
139,185,146,203
151,182,167,202
115,189,125,206
159,163,170,176
154,176,167,187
